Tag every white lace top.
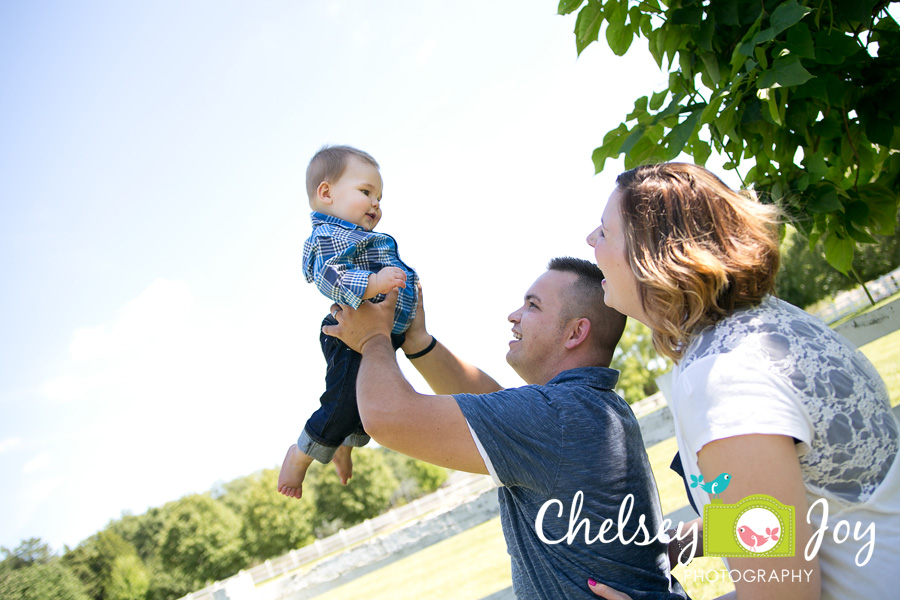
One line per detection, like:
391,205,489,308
668,296,900,598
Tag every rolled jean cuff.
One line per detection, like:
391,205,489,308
297,429,339,464
342,432,371,447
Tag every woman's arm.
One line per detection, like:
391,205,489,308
695,434,821,600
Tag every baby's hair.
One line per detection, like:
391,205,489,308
306,145,379,201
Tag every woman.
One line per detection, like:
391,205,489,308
585,163,899,599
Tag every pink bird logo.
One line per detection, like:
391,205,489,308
737,525,780,551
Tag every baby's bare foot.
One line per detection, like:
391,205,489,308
332,445,353,485
277,444,314,499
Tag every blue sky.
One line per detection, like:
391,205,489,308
0,0,752,552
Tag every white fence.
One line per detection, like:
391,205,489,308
181,473,495,600
815,266,900,325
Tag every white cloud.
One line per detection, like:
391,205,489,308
41,374,103,404
69,279,193,362
41,280,198,404
416,37,438,65
0,438,22,453
22,452,51,474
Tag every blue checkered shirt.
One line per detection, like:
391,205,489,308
303,212,418,335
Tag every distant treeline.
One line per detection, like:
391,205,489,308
0,448,448,600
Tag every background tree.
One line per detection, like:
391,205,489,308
3,445,459,600
106,508,179,600
62,530,143,600
380,449,450,505
564,0,899,284
156,494,244,594
216,468,318,562
776,225,850,307
610,319,672,403
310,447,398,534
140,563,193,600
777,205,900,307
0,561,90,600
107,508,168,566
103,555,149,600
0,539,55,577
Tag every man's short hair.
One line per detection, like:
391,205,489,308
306,145,380,202
547,257,626,361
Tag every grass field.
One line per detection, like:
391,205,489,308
861,327,900,406
322,517,511,600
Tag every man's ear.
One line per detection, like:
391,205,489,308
316,181,333,205
564,318,591,350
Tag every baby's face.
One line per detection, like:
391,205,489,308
321,157,383,231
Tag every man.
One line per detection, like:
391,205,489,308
324,257,685,600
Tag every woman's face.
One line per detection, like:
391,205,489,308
586,188,652,327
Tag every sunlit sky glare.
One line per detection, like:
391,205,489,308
0,0,762,552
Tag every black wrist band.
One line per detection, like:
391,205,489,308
404,336,437,359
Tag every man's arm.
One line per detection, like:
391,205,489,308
323,292,489,474
403,339,503,395
400,285,503,395
357,336,489,474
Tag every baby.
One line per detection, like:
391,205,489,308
278,145,419,498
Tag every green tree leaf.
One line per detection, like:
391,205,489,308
814,30,861,64
769,0,812,36
712,0,739,26
670,5,702,26
806,185,842,212
665,109,703,159
605,0,633,56
785,22,816,58
558,0,585,16
859,184,900,235
574,1,604,55
824,232,854,274
591,123,630,173
757,54,814,88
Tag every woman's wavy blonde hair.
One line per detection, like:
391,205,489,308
615,163,781,361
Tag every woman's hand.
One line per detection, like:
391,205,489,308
588,579,633,599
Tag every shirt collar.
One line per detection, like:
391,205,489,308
310,211,365,231
546,366,620,390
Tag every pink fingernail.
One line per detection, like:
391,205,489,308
588,578,597,587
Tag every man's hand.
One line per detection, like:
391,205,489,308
365,266,407,298
323,289,399,353
401,282,432,355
